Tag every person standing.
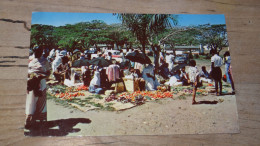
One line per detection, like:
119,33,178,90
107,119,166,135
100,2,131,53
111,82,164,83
52,51,62,73
211,50,223,96
165,52,175,73
25,46,50,129
223,51,235,94
159,50,166,65
120,50,125,62
100,67,110,89
187,60,200,104
106,60,120,82
106,52,112,61
81,66,91,86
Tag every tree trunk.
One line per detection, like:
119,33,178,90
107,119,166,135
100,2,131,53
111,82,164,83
141,42,146,54
151,44,160,74
170,43,176,56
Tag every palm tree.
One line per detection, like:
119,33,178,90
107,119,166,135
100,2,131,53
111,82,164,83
116,13,178,71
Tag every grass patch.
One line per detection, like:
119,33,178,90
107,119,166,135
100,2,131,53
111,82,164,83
105,103,114,106
102,106,115,111
47,84,116,111
50,84,67,93
178,95,186,100
85,96,94,100
47,93,73,107
223,84,231,87
93,94,103,99
199,86,206,89
155,100,163,104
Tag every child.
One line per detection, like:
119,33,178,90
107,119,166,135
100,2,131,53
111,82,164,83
187,60,200,104
199,66,212,83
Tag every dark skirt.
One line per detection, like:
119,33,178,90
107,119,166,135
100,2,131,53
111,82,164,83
211,67,222,81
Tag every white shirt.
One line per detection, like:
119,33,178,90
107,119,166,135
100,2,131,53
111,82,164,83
120,52,125,62
188,66,199,83
211,54,223,67
90,70,100,87
166,54,174,64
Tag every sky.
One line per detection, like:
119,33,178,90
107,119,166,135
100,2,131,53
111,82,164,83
31,12,226,27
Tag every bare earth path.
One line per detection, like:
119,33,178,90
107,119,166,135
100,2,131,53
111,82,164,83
47,93,239,136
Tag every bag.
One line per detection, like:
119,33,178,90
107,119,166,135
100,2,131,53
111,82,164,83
115,82,125,93
95,88,104,94
222,74,227,82
89,86,96,93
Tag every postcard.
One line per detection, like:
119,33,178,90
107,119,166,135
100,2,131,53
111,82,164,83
24,12,239,136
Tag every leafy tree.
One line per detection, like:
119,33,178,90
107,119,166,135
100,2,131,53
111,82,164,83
116,14,178,71
198,24,228,54
159,27,201,55
107,24,136,50
30,24,55,49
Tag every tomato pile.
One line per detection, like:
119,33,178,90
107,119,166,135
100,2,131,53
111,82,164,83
52,85,88,100
118,91,174,100
77,85,88,91
66,85,88,92
55,92,85,100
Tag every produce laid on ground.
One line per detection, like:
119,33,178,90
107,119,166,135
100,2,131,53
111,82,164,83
55,92,85,100
47,82,219,111
48,85,88,100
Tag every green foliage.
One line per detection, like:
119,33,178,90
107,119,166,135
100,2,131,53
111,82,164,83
93,94,103,99
30,24,55,48
198,24,228,53
30,20,134,52
116,14,178,52
162,27,201,47
193,54,199,59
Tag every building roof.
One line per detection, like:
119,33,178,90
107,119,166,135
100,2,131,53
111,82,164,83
174,45,200,49
165,45,200,50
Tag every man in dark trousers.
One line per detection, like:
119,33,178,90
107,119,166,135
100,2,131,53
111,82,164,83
211,49,223,96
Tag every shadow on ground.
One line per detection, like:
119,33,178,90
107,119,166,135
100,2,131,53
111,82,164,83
221,93,235,96
24,118,91,136
195,100,218,104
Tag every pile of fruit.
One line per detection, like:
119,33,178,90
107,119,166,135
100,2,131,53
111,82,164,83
48,85,88,100
77,85,89,91
106,93,145,105
196,89,208,95
55,92,85,100
66,85,88,92
65,87,78,92
157,85,170,92
118,91,174,101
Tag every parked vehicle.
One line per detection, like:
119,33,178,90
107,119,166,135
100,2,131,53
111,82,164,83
84,50,97,54
104,50,123,62
84,50,98,59
174,54,189,64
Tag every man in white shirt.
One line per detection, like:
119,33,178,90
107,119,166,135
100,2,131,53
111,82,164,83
211,49,223,96
165,52,175,73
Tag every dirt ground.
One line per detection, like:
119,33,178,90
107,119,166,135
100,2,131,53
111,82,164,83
46,92,239,136
38,58,239,136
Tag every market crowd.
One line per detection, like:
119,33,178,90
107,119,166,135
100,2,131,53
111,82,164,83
25,45,235,129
